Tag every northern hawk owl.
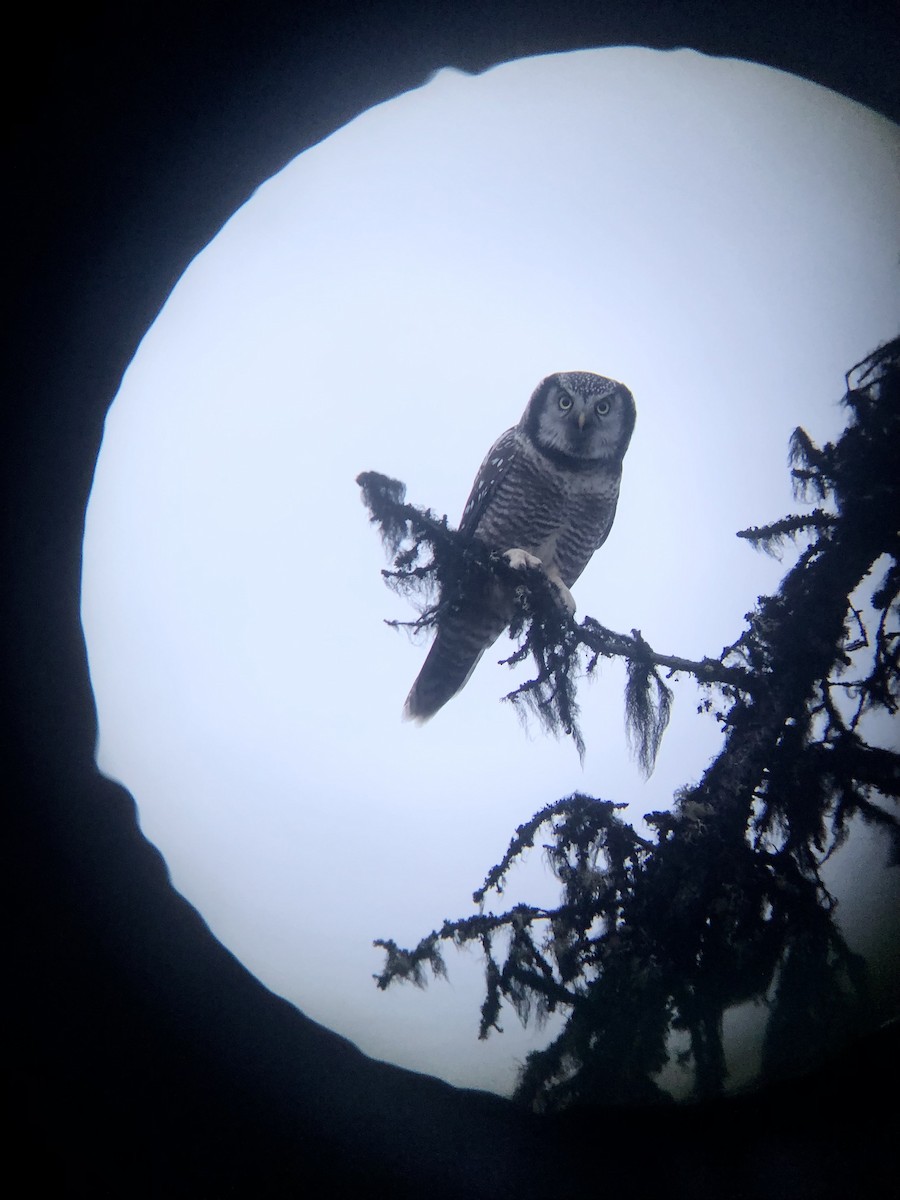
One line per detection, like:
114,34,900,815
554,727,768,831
404,371,636,721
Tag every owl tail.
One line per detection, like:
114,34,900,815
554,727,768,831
403,613,503,722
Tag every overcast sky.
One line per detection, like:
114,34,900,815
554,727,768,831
81,47,899,1097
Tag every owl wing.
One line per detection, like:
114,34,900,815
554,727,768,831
404,426,520,721
458,426,520,539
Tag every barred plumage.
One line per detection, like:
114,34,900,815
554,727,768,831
404,371,636,721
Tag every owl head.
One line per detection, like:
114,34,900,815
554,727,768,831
521,371,636,465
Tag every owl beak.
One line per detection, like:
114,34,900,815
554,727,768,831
577,411,586,430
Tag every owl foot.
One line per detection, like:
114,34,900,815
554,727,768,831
547,572,577,615
504,548,543,571
503,550,576,615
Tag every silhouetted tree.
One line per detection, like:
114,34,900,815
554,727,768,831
358,336,899,1110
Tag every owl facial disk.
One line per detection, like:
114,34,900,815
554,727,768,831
523,372,635,465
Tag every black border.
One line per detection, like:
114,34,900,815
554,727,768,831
5,4,898,1194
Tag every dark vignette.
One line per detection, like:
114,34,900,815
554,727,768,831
4,3,898,1195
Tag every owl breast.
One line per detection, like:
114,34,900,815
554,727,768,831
469,433,621,588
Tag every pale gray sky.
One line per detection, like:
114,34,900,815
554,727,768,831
82,48,899,1096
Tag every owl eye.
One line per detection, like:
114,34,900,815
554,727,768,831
595,399,611,416
558,393,573,411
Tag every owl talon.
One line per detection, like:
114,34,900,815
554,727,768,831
505,549,576,614
504,548,543,571
547,573,577,615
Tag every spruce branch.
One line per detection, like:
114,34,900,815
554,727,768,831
357,472,757,771
737,509,838,556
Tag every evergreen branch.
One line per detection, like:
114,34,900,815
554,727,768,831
737,509,838,556
474,794,643,907
577,617,757,693
808,737,900,800
358,470,758,770
372,934,447,990
374,905,563,993
356,470,447,559
788,427,835,501
474,797,583,905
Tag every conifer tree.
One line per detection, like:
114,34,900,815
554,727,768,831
358,337,899,1109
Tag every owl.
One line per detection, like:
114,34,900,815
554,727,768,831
404,371,636,721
